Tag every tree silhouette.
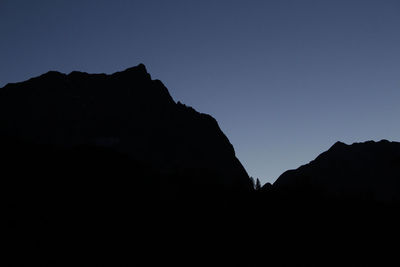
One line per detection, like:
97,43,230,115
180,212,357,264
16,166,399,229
255,178,262,190
249,176,256,189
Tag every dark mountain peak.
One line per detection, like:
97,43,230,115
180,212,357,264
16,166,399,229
28,70,66,85
322,141,348,156
0,64,251,192
42,70,66,78
67,70,93,78
116,63,148,74
112,63,151,80
127,63,148,75
330,140,347,149
136,63,147,72
316,140,346,154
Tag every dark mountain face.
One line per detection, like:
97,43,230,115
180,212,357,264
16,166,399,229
270,140,400,204
0,64,251,192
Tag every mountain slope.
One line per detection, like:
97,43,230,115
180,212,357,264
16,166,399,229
0,64,251,191
271,140,400,204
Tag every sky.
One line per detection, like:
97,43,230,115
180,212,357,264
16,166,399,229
1,0,399,184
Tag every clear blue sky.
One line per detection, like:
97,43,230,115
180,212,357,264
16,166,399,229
1,0,399,184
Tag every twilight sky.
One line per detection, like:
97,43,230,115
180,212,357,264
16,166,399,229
1,0,399,184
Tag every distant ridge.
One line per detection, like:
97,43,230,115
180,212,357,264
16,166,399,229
270,140,400,204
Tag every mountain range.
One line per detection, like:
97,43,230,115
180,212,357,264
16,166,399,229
4,64,400,266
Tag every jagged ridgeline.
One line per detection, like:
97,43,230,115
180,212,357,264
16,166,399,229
0,64,252,196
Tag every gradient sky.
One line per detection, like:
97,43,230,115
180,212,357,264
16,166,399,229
1,0,399,184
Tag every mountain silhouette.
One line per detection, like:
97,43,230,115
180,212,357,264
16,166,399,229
4,65,400,266
3,64,253,266
0,64,251,193
269,140,400,205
